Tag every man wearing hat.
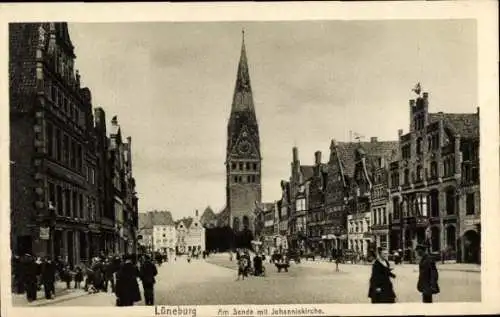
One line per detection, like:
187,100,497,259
416,243,440,303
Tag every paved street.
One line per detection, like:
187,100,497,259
41,253,480,306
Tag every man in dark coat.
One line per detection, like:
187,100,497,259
104,259,116,293
416,244,440,303
115,255,141,306
23,254,38,302
368,248,396,303
40,257,56,300
139,255,158,305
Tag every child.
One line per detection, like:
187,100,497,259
74,266,83,289
62,265,73,289
236,255,248,281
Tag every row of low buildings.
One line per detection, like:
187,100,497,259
138,210,206,256
9,23,139,267
254,90,480,264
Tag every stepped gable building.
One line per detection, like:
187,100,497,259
345,138,399,255
10,23,101,264
389,90,480,263
225,31,262,239
108,116,138,254
287,147,313,251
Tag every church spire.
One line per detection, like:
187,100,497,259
231,29,254,113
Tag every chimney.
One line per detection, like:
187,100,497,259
195,210,199,217
292,147,299,162
370,137,378,143
409,99,416,107
314,151,322,165
111,115,118,125
477,107,479,115
127,136,132,145
75,69,81,88
423,92,429,100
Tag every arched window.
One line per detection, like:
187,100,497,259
242,216,250,230
416,165,423,181
404,169,410,184
430,190,439,217
430,161,438,179
233,217,240,231
393,197,400,219
416,138,423,154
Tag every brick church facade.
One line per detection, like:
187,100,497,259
225,31,262,242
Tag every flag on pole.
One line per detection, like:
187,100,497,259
412,82,422,95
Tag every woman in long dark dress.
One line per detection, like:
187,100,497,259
368,248,396,303
115,255,141,306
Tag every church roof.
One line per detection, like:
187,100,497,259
227,31,260,157
200,206,217,225
429,112,479,139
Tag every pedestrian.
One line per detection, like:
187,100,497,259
62,264,73,289
22,254,38,302
416,244,440,303
40,257,56,300
139,255,158,306
104,259,115,293
115,254,141,306
236,253,248,281
368,248,396,304
74,266,83,289
335,255,340,272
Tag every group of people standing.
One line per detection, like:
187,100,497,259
12,252,160,306
368,244,440,304
233,249,265,280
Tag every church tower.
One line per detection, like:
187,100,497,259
226,31,262,236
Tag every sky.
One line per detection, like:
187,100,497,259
67,20,477,220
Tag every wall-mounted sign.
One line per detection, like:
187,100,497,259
40,227,50,240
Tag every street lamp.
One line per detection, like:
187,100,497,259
48,201,56,260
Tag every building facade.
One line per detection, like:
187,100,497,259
389,91,480,263
10,23,101,266
226,33,262,240
9,23,138,265
185,210,206,254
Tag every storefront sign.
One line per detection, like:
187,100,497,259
40,227,50,240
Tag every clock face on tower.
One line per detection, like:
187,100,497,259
238,140,251,155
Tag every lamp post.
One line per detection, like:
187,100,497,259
48,201,56,260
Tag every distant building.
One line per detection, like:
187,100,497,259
185,210,206,254
138,210,175,254
200,206,217,229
